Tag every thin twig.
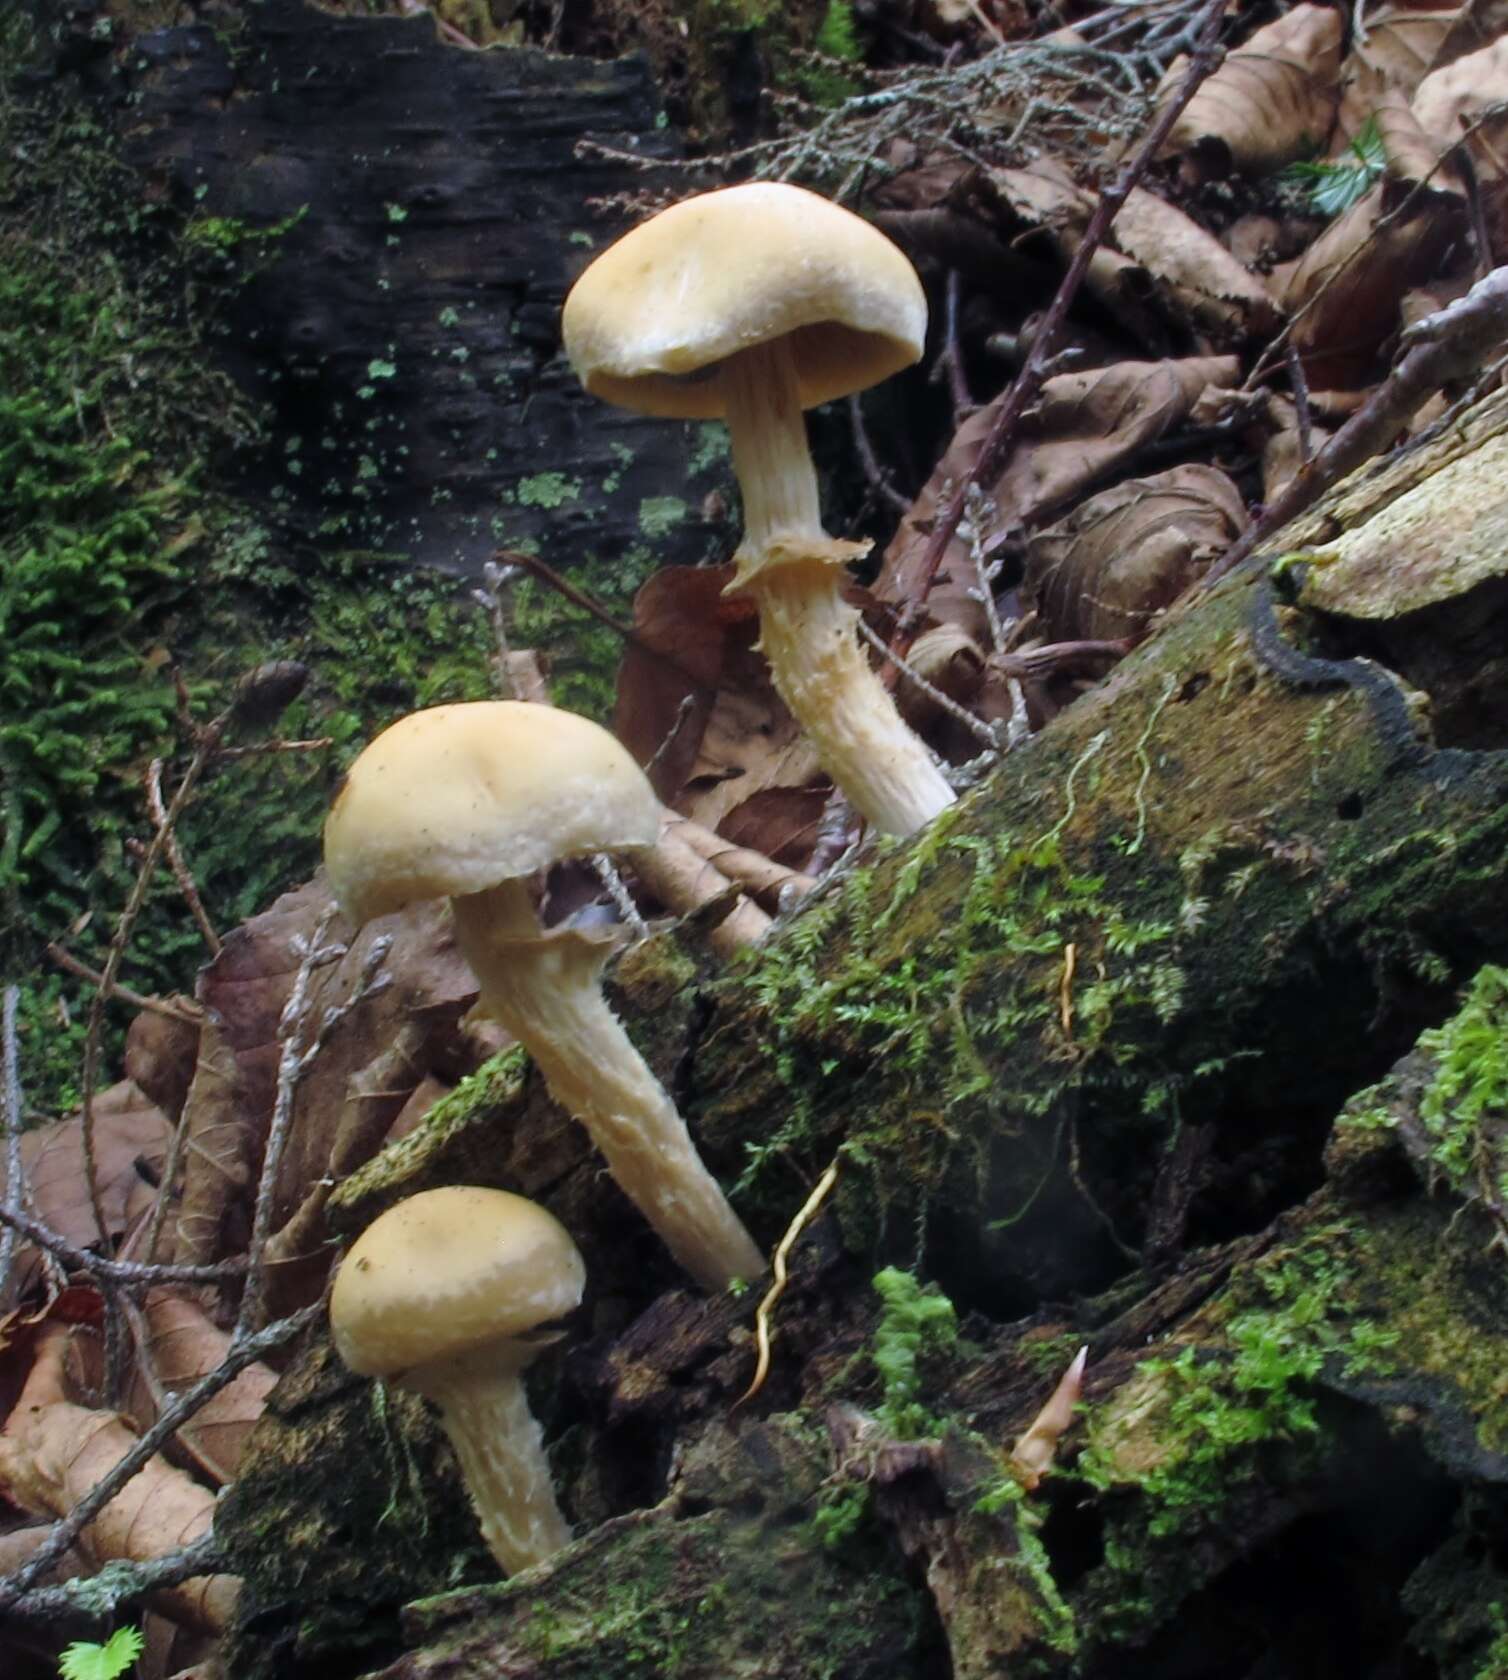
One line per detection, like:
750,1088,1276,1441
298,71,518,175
888,0,1229,660
216,736,334,760
146,760,221,957
643,694,699,780
0,1532,227,1628
846,394,911,514
501,549,717,697
0,1297,325,1615
79,702,232,1247
235,914,389,1338
858,621,1003,755
473,558,522,700
962,484,1009,655
0,987,23,1307
593,856,650,940
45,946,200,1025
0,1202,246,1287
1285,342,1314,465
500,548,635,637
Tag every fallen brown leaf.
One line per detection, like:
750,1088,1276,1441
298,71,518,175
0,1326,237,1632
1111,188,1281,342
1277,178,1466,388
878,355,1241,610
124,1005,201,1125
1024,464,1248,641
614,563,824,832
1335,0,1465,151
126,1291,278,1484
188,878,478,1279
716,787,834,874
1413,37,1508,249
1375,84,1470,190
2,1084,170,1298
1158,3,1342,178
171,1013,252,1270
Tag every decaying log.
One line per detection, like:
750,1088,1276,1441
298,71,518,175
215,393,1508,1678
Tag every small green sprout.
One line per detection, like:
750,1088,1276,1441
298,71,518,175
59,1626,144,1680
1282,116,1386,217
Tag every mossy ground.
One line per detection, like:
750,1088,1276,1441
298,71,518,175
0,12,644,1113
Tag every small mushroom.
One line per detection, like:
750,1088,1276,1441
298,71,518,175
323,700,763,1290
562,181,957,838
330,1186,585,1574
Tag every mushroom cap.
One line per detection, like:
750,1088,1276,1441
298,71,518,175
323,701,662,924
561,182,928,420
330,1186,586,1379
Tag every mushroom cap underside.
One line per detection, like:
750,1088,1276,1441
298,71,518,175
323,700,661,924
330,1186,586,1378
562,181,928,420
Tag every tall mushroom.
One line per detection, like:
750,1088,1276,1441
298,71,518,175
330,1186,584,1573
562,180,956,838
323,699,763,1290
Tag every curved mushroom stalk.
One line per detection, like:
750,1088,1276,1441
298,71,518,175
720,337,956,838
329,1185,586,1579
406,1345,570,1575
454,883,763,1292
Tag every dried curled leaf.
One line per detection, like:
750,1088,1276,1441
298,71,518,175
1158,3,1343,178
185,878,478,1282
1413,38,1508,249
1373,85,1469,189
614,564,822,832
1334,0,1464,151
126,1290,278,1484
0,1329,237,1632
988,161,1175,351
171,1013,251,1270
1277,179,1465,388
1024,465,1248,642
878,356,1241,611
1111,189,1280,342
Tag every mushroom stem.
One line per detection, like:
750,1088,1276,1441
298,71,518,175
406,1345,570,1575
454,887,763,1291
720,339,956,838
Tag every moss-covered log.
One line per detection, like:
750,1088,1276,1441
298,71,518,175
218,393,1508,1676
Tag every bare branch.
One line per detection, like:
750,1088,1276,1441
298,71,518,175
0,1201,246,1288
1206,264,1508,587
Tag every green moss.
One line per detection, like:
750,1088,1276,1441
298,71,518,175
0,40,281,1106
1415,965,1508,1194
871,1265,959,1438
514,471,581,510
329,1047,530,1229
637,494,688,538
1084,1255,1356,1533
730,820,1185,1231
795,0,863,105
688,424,730,475
509,546,661,719
973,1474,1078,1658
406,1416,927,1679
